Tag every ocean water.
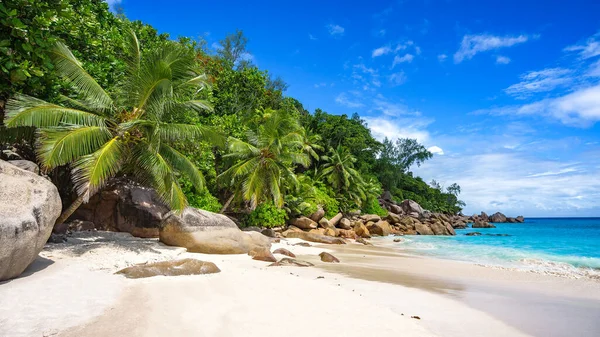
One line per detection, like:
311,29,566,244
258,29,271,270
388,218,600,280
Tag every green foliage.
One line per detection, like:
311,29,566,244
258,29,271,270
314,185,340,218
245,202,288,228
4,36,222,212
363,197,388,217
180,179,222,213
219,108,309,208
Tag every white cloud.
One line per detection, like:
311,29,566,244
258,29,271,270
482,84,600,127
564,33,600,59
105,0,121,7
437,54,448,62
414,152,600,216
454,34,529,63
587,59,600,77
504,68,572,98
372,46,392,57
314,82,327,88
377,29,386,37
364,116,431,144
496,55,511,64
392,53,414,67
335,92,364,108
395,40,414,52
327,24,345,36
428,146,444,155
309,34,317,41
389,71,407,86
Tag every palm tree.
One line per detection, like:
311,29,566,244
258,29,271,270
218,108,310,209
319,146,366,206
4,31,222,225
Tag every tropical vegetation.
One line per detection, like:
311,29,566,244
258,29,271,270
0,0,466,229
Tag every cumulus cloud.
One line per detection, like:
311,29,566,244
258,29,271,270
309,34,318,40
479,84,600,127
413,151,600,216
437,54,448,62
496,55,511,64
327,24,345,36
392,53,414,67
454,34,529,63
427,146,444,155
363,116,431,143
504,68,573,98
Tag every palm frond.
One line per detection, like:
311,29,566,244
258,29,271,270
124,29,141,76
159,144,205,190
5,94,107,127
71,137,125,200
157,123,225,147
37,125,112,169
50,42,113,109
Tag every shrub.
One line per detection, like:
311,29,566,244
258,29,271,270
314,185,340,218
362,197,388,216
246,203,288,228
181,179,222,213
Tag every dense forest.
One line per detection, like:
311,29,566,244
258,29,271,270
0,0,465,227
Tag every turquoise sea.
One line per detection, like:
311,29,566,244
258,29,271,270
389,218,600,280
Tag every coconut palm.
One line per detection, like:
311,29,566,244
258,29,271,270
218,108,310,209
4,31,222,225
319,146,366,205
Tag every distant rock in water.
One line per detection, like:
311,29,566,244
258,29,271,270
466,232,482,236
116,259,220,278
472,220,496,228
489,212,507,223
485,233,511,237
0,160,61,281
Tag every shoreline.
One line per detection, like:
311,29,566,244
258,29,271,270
321,238,600,337
0,232,598,337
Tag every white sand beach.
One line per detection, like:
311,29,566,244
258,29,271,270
1,232,598,337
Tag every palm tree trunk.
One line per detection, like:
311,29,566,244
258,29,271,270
54,192,88,226
220,194,235,214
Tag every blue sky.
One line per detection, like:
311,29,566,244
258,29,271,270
110,0,600,217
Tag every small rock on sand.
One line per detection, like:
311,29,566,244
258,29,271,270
273,248,296,258
268,258,314,267
319,252,340,263
116,258,221,278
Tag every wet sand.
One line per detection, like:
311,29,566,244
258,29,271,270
320,239,600,337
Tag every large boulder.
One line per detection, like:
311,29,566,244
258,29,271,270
116,258,220,279
489,212,507,223
309,208,325,222
472,220,496,228
389,204,404,215
415,222,434,235
401,200,425,218
480,212,489,222
367,220,392,236
0,160,61,281
337,218,352,230
516,216,525,223
386,212,402,224
329,212,343,227
353,222,371,238
71,180,169,238
7,160,39,174
159,207,271,254
290,216,318,230
361,214,381,222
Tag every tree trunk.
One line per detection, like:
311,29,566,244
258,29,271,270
54,191,89,226
220,194,235,214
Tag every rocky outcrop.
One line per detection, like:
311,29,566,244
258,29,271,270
71,180,169,238
309,208,325,222
353,222,371,238
160,207,271,254
472,220,496,228
516,216,525,223
367,220,392,236
290,216,318,230
283,231,346,244
337,218,352,230
116,258,220,278
489,212,507,223
319,252,340,263
401,200,425,218
329,213,343,227
0,160,61,281
361,214,381,222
